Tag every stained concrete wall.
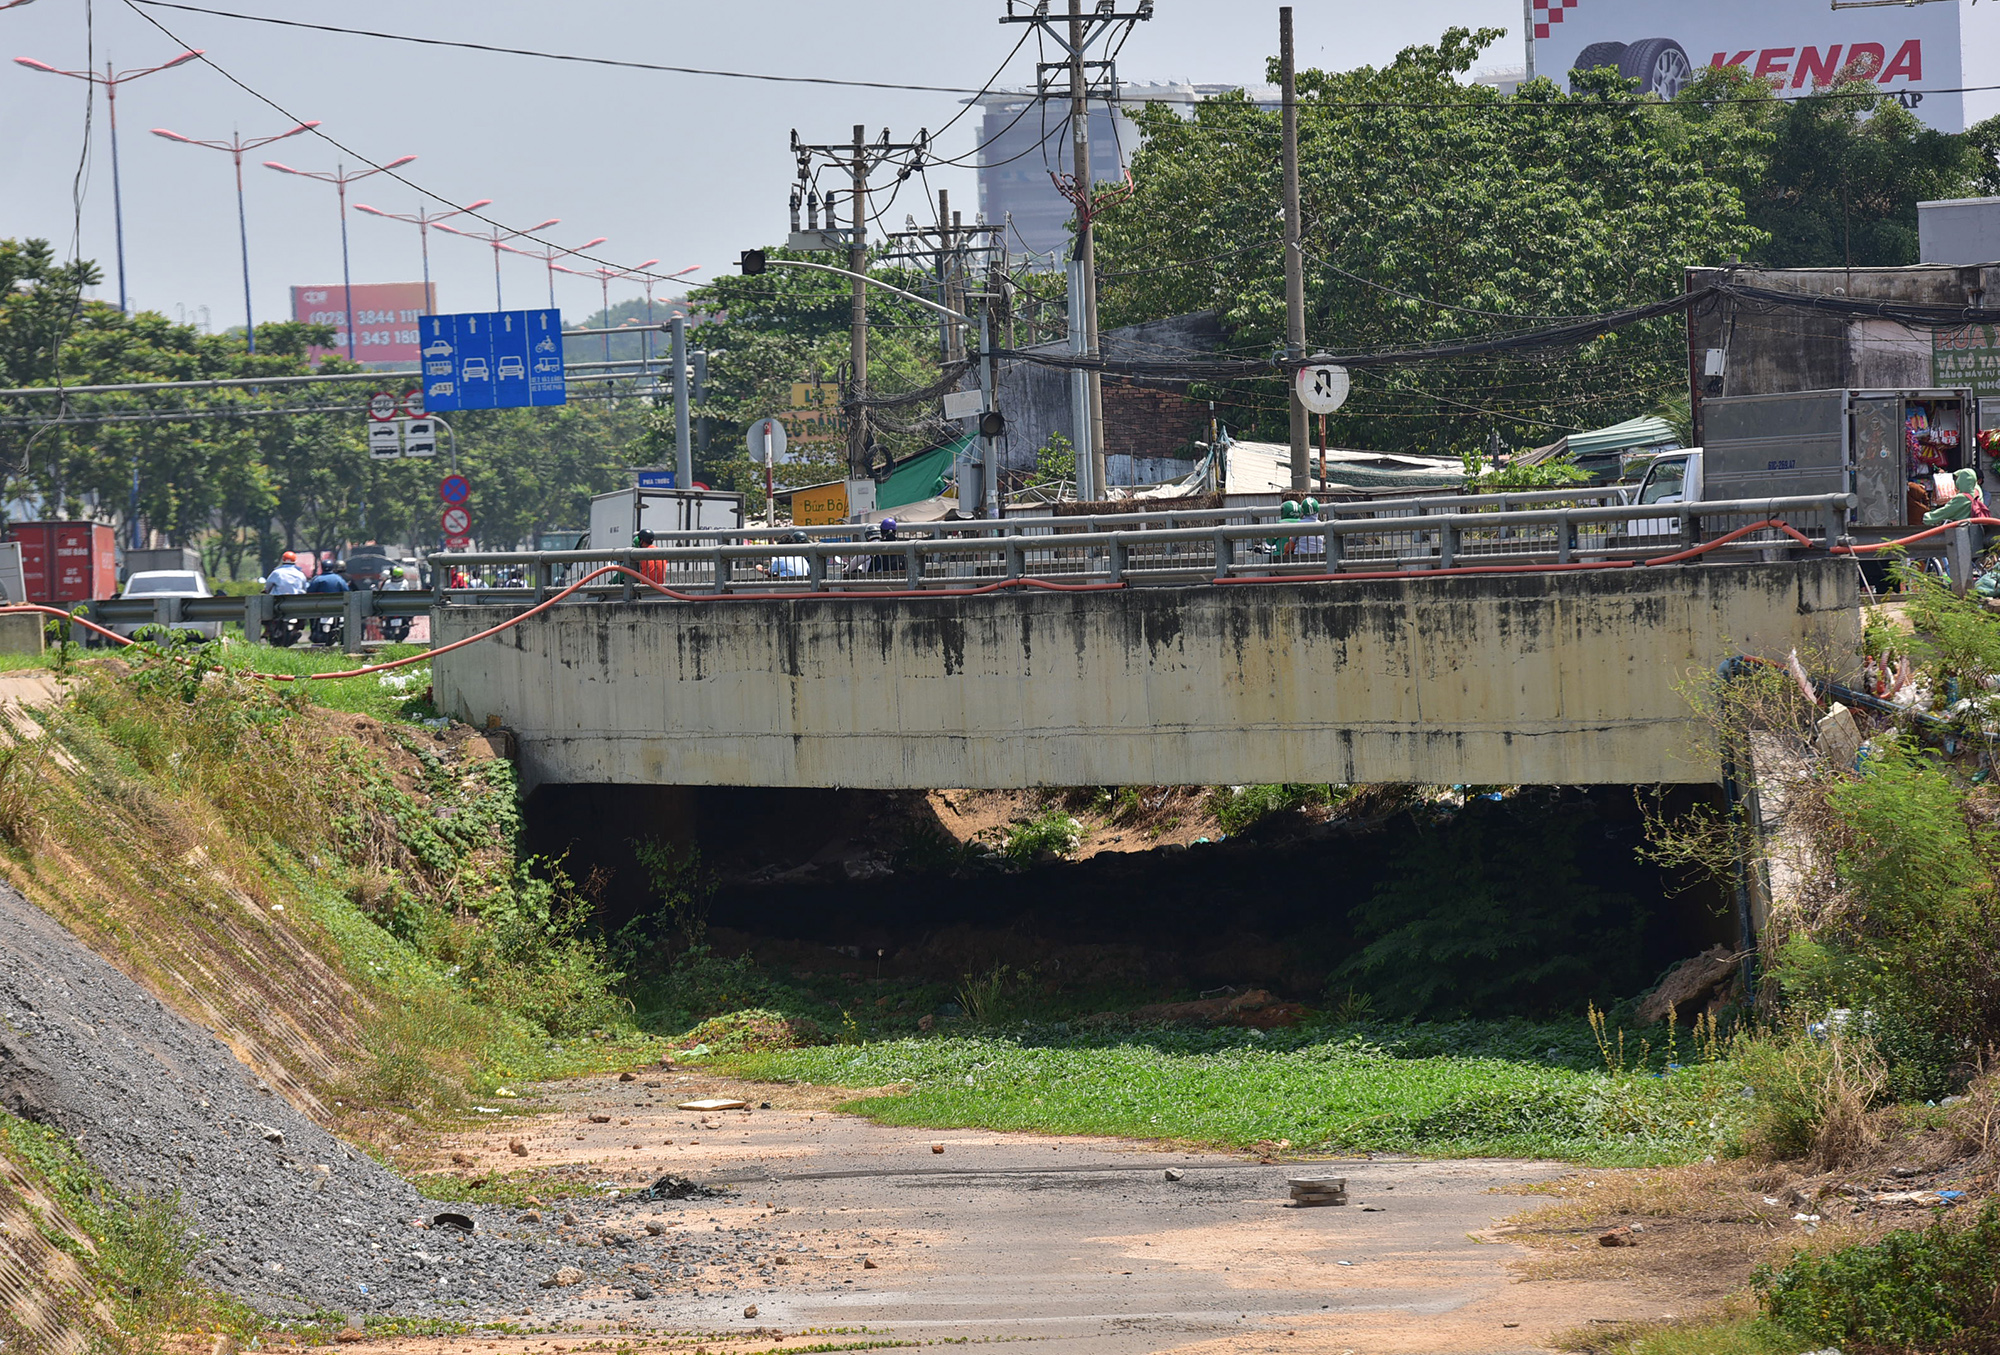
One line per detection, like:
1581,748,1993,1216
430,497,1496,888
433,560,1859,791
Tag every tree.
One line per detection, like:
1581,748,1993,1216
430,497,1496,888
1092,29,1772,458
1719,68,1985,268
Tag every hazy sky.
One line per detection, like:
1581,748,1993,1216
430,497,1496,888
1,0,1517,330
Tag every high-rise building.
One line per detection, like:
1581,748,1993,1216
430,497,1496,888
974,82,1279,261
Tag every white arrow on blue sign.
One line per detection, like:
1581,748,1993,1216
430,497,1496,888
421,309,567,412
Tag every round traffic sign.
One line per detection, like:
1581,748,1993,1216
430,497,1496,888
1296,362,1351,415
748,416,788,464
439,475,471,504
402,388,426,418
368,391,398,421
441,505,471,536
443,533,471,552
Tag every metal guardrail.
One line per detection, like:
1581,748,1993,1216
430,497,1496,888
80,589,432,654
431,494,1858,600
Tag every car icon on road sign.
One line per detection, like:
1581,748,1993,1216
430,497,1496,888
423,338,453,360
498,355,525,380
463,358,490,382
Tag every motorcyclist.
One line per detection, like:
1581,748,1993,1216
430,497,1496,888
264,551,308,594
305,561,350,593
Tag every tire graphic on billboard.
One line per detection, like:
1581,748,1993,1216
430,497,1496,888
1569,38,1694,100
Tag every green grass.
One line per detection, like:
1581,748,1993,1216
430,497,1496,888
211,640,437,720
720,1028,1752,1165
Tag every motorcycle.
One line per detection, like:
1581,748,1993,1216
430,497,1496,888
309,614,343,648
380,614,412,643
261,615,304,648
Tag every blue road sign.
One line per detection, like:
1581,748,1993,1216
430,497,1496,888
637,470,676,490
420,309,566,412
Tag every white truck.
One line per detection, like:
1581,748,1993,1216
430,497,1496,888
586,487,746,551
1657,387,1992,550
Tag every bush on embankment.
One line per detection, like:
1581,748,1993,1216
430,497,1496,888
0,647,640,1124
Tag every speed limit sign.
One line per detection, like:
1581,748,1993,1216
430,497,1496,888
368,391,398,421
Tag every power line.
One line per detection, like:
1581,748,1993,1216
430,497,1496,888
127,0,994,96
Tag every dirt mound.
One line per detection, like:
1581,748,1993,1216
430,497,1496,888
675,1009,828,1054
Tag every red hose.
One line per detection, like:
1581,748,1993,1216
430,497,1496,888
0,513,1977,684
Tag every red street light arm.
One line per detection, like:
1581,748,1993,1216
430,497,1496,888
18,49,203,82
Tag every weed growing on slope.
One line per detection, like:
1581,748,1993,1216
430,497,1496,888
0,1110,260,1343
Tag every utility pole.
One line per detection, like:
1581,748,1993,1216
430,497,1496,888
671,313,692,489
1070,0,1107,501
792,125,933,486
1522,0,1537,81
1001,0,1152,503
849,124,870,483
1281,6,1310,495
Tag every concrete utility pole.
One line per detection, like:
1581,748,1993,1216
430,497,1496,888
999,0,1152,503
671,313,691,489
849,124,870,482
1070,0,1108,501
1523,0,1537,81
1281,6,1310,495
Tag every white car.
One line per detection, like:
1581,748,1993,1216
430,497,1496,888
497,355,526,380
462,358,490,382
115,570,221,640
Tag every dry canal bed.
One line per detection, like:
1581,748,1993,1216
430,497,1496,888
404,1072,1682,1353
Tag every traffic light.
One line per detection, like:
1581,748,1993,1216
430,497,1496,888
979,410,1007,439
740,250,767,276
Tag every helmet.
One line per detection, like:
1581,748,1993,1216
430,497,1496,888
1280,500,1302,521
329,561,347,574
281,551,297,563
634,530,656,547
389,566,405,580
1303,497,1321,517
880,517,898,533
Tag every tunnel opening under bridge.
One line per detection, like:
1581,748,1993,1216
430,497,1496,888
524,780,1737,1025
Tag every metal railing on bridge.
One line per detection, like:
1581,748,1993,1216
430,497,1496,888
431,493,1857,602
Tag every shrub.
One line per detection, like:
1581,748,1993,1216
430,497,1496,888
1757,1199,2000,1350
1004,809,1084,861
1732,1026,1886,1170
1206,784,1336,835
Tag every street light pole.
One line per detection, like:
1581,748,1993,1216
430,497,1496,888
152,121,319,352
264,155,418,361
14,49,203,314
581,261,661,362
354,197,495,304
499,235,609,309
434,217,561,311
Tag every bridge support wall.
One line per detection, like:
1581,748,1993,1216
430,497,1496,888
433,560,1859,789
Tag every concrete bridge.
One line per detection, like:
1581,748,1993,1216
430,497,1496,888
431,558,1859,791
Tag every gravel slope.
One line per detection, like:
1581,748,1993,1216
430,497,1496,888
0,884,776,1322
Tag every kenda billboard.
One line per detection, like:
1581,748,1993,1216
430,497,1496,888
1530,0,1967,131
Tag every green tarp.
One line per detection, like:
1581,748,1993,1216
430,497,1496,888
877,432,973,510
